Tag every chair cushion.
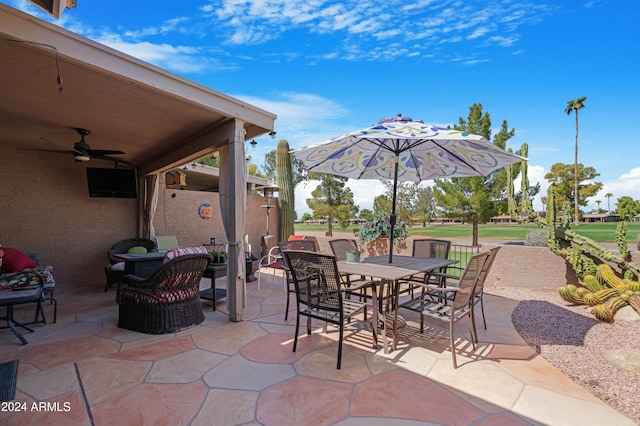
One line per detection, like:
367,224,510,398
0,265,55,291
127,246,148,254
0,248,37,272
164,246,208,263
109,262,126,271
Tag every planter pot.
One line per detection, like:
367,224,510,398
346,250,361,263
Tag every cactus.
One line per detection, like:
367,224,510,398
276,139,295,241
581,292,601,306
592,304,614,322
598,263,626,288
582,275,604,292
615,221,630,261
629,281,640,292
558,284,584,304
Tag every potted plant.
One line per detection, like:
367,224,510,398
209,250,228,264
356,216,408,256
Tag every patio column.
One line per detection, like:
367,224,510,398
219,119,247,321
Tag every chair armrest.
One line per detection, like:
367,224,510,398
413,283,460,293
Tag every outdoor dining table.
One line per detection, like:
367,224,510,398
115,252,166,279
337,255,457,353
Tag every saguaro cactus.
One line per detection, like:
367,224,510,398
276,139,295,241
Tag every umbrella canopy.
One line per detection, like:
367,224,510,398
292,114,526,262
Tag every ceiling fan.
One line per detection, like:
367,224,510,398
24,127,135,167
70,128,133,166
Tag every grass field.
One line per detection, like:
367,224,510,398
295,222,640,243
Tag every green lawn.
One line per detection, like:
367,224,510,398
296,222,640,243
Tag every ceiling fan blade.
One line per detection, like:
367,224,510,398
18,147,74,154
92,154,136,167
87,149,126,156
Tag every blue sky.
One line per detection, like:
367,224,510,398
9,0,640,216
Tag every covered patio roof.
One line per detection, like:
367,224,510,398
0,4,276,176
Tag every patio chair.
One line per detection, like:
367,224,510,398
403,239,451,294
0,271,44,344
283,250,376,369
329,238,374,310
154,235,179,253
280,239,318,321
398,251,491,368
470,247,500,335
104,238,157,292
257,235,284,291
116,253,212,334
425,247,500,336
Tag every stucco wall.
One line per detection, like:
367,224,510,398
0,142,278,284
153,174,279,259
0,143,138,284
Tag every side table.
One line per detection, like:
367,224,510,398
200,263,227,311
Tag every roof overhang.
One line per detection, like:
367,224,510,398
0,4,277,175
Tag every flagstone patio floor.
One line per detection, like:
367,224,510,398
0,271,635,425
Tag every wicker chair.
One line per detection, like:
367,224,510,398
116,253,212,334
104,238,157,292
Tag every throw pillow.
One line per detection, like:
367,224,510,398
163,246,208,263
1,247,37,272
127,246,148,254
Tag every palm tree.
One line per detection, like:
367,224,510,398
605,192,613,214
596,200,601,213
565,96,587,225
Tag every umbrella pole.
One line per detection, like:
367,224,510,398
388,161,399,264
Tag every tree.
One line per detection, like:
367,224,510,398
373,194,391,218
414,185,436,227
565,96,587,225
544,163,602,216
358,209,374,221
300,212,313,222
433,103,516,246
595,200,602,213
306,174,357,236
615,196,640,220
381,181,416,225
605,192,614,214
263,149,308,187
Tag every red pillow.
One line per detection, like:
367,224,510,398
1,247,37,272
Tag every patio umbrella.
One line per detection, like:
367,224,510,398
292,114,526,263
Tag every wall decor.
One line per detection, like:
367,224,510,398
199,204,212,219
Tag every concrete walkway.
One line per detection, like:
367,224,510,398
0,266,635,425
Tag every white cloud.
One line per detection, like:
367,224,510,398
294,178,387,217
94,35,208,73
206,0,555,63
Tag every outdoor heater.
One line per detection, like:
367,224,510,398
256,185,279,235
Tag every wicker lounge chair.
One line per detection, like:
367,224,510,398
104,238,157,292
116,253,212,334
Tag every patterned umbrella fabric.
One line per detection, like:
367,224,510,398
292,114,526,262
293,114,525,182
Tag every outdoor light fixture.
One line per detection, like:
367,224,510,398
268,130,277,139
250,139,257,148
74,153,90,162
191,162,197,169
256,185,280,235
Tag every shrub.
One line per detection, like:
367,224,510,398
525,229,548,247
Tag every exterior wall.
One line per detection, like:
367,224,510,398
0,142,278,284
0,143,138,284
153,174,279,259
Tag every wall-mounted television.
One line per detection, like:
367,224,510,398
86,167,138,198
